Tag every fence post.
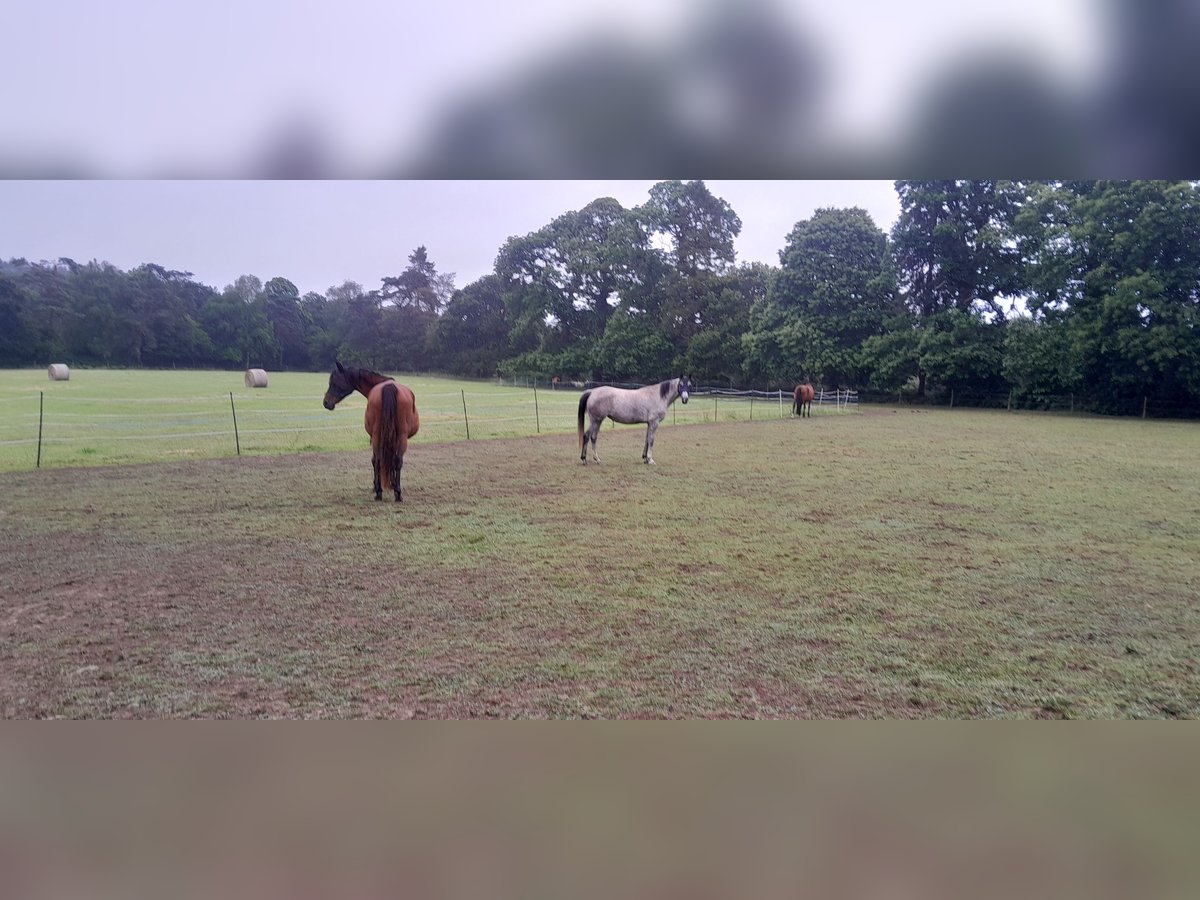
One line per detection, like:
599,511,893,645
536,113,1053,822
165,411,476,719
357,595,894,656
714,396,718,422
1008,390,1013,412
533,384,540,434
750,397,754,420
950,389,955,408
461,390,471,439
779,389,783,418
1142,396,1148,419
229,392,241,456
36,391,44,468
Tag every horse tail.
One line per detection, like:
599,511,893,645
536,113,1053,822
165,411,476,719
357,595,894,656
379,382,399,491
578,390,592,453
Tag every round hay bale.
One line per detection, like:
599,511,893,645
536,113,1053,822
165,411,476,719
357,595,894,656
48,364,70,381
244,368,269,388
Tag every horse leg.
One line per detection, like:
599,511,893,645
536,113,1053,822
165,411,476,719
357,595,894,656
587,415,602,463
372,453,383,501
644,419,660,464
393,432,405,502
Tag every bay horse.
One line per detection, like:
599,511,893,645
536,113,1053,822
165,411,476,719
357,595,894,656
578,376,691,465
323,361,420,501
793,381,815,418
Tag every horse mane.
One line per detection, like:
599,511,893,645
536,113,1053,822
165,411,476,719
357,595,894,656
659,379,672,398
351,366,393,387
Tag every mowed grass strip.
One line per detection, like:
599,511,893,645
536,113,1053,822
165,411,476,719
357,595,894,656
1,408,1197,718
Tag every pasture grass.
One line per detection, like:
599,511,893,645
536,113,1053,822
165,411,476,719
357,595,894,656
0,368,797,471
1,403,1198,718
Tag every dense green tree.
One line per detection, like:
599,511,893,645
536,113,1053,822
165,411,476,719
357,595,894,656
889,180,1025,395
592,309,674,381
60,261,127,365
1078,182,1200,409
259,276,309,369
124,264,212,366
741,299,831,387
891,180,1025,319
859,323,921,393
1002,315,1081,402
199,286,275,368
432,275,510,377
915,309,1006,401
495,197,655,362
0,271,41,364
638,180,742,276
679,263,770,386
766,207,897,385
381,246,449,315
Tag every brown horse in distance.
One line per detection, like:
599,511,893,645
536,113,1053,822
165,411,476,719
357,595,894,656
323,362,420,501
793,381,815,418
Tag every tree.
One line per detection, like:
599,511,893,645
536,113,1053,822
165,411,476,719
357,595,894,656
889,181,1025,395
432,275,510,377
891,180,1025,320
495,197,655,369
592,309,674,381
638,180,742,276
380,246,450,315
0,271,41,364
1003,316,1081,402
741,299,832,387
915,309,1006,401
123,264,212,366
199,287,275,368
260,276,309,369
61,261,127,365
680,263,771,386
769,207,897,385
1059,181,1200,410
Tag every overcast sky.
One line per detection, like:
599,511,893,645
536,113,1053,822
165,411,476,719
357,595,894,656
1,3,1100,177
0,180,901,297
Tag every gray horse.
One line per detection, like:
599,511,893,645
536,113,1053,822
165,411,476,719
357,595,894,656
578,376,691,465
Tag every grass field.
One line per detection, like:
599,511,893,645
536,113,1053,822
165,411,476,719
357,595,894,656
1,371,1198,718
0,368,800,471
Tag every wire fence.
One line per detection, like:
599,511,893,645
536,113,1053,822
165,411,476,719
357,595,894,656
857,388,1200,419
5,367,1192,473
0,378,859,472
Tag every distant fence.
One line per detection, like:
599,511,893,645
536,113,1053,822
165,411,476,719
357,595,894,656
857,388,1200,419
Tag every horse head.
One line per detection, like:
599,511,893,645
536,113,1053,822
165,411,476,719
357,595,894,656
323,361,355,410
678,375,691,404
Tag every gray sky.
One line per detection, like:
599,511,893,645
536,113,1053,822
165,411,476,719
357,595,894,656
0,181,900,297
1,3,1099,176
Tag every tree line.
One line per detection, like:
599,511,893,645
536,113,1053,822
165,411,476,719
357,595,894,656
3,180,1198,415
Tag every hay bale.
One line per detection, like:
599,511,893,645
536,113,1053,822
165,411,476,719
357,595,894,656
244,368,269,388
48,364,70,381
